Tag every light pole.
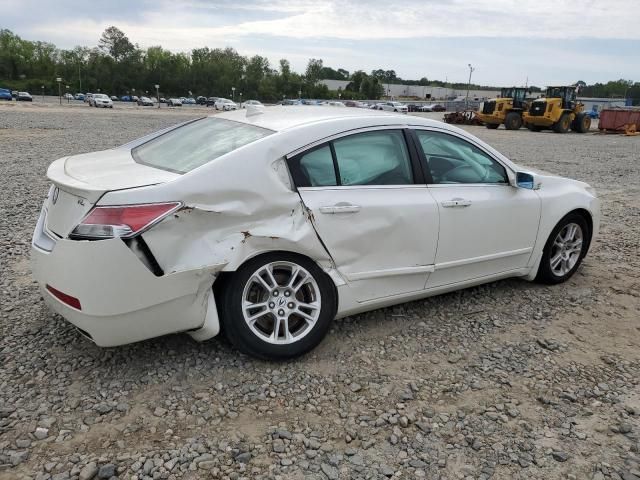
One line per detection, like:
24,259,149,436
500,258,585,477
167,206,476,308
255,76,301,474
41,85,44,102
239,92,242,107
56,77,62,105
465,63,475,108
231,86,236,101
298,89,301,100
66,85,69,104
155,84,160,108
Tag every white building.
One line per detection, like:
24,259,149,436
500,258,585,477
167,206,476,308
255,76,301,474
318,79,499,100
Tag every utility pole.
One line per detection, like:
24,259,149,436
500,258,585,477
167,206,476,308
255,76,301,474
56,77,62,105
465,64,475,108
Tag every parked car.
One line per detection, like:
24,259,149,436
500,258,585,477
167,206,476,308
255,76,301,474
91,93,113,108
64,93,74,100
183,97,196,105
84,93,93,103
120,95,131,102
214,98,238,111
344,101,368,108
131,96,139,102
327,101,346,107
370,103,385,110
159,97,167,104
379,101,408,113
241,100,263,108
32,107,599,360
206,97,218,107
406,104,421,112
110,96,119,101
74,93,85,101
11,90,18,99
430,104,446,112
167,98,182,107
196,96,207,105
137,96,154,106
17,91,33,102
0,88,12,101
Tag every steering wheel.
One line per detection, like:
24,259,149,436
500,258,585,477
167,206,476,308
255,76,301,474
441,164,488,183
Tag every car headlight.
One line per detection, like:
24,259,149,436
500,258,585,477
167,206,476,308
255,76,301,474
585,186,597,197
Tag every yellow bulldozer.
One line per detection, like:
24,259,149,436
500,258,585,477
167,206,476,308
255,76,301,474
476,87,529,130
522,86,591,133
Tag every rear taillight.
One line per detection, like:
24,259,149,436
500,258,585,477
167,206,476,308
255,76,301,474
70,202,180,239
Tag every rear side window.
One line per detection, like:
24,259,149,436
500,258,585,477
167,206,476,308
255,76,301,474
333,131,412,186
132,117,273,174
298,146,337,186
289,130,413,187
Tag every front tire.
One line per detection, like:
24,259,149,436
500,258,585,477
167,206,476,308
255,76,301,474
485,123,500,129
220,252,337,360
535,213,590,284
504,112,523,130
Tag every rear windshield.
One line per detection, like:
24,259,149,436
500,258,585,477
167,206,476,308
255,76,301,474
131,117,273,174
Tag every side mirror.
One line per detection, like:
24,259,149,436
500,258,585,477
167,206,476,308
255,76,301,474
515,171,539,190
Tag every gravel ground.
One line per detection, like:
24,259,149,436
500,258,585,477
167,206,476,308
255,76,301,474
1,103,639,480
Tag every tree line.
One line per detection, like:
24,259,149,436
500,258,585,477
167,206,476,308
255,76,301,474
0,27,638,104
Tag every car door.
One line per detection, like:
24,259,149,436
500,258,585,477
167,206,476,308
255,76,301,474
287,128,439,301
412,128,541,288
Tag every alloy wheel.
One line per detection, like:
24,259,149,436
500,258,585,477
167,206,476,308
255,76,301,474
241,261,321,345
549,222,583,276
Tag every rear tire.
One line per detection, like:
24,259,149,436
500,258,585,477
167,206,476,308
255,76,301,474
553,113,571,133
535,212,590,284
504,112,523,130
219,252,337,360
572,113,591,133
485,123,500,129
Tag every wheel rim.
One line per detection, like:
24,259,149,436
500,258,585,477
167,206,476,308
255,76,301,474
550,223,583,276
241,261,321,345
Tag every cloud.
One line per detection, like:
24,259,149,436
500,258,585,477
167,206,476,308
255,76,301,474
2,0,639,84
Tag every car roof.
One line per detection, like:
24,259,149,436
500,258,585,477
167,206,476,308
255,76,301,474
215,105,442,132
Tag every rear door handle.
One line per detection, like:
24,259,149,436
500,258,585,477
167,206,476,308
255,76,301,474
441,198,472,208
319,204,361,214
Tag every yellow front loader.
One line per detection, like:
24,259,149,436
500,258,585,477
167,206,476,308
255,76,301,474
477,87,529,130
522,86,591,133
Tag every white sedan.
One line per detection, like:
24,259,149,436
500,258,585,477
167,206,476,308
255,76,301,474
90,94,113,108
379,101,408,113
32,107,599,359
214,98,238,111
241,100,263,108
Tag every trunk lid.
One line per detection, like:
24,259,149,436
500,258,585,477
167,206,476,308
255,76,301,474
45,148,179,237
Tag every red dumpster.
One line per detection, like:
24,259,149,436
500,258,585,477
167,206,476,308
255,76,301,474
598,108,640,132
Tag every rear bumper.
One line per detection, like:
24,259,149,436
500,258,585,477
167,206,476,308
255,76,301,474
31,211,221,346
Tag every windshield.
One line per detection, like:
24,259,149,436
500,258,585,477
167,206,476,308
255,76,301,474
132,117,274,174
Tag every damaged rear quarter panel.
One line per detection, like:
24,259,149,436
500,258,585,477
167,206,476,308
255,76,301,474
101,135,338,280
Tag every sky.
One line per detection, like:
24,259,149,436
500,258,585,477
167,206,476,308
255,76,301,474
2,0,639,86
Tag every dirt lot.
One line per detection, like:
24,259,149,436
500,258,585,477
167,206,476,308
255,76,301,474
0,102,639,480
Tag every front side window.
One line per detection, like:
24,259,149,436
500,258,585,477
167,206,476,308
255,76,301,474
415,130,508,184
132,117,273,174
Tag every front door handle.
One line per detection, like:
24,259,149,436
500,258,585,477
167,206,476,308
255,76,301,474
441,198,472,208
319,203,361,214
